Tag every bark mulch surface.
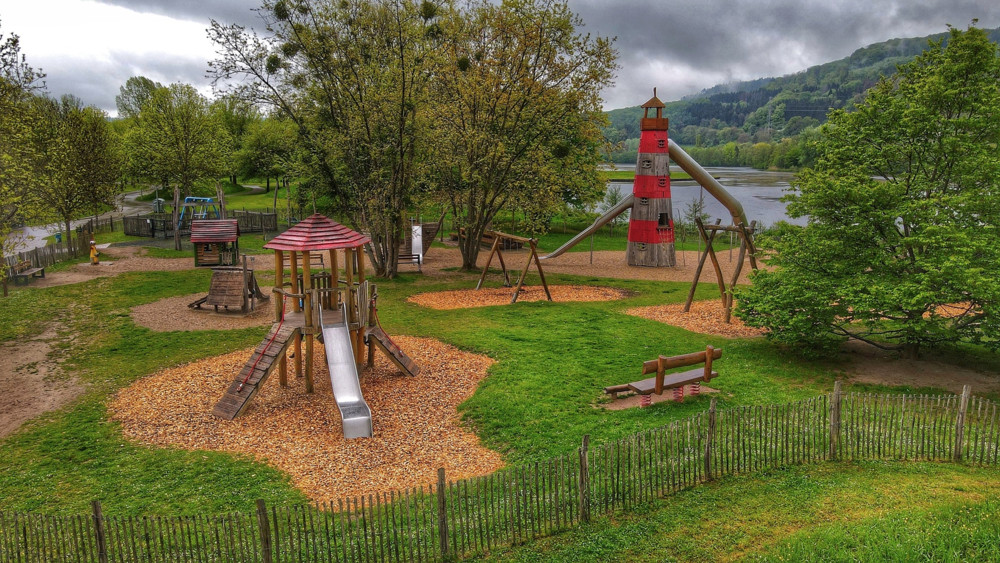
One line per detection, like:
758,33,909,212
626,299,767,338
407,285,631,310
110,336,503,503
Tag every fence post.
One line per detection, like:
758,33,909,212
255,499,273,563
91,500,108,563
829,381,842,460
578,434,590,523
705,398,717,480
954,385,972,462
437,468,449,560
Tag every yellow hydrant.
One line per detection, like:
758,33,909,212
89,240,100,265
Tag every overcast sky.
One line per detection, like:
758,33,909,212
3,0,997,116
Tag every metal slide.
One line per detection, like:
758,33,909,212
540,194,635,260
539,140,748,260
319,303,373,439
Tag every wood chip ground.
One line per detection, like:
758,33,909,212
626,300,768,338
109,336,503,503
407,285,631,310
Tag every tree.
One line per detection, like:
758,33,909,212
209,0,441,278
29,95,121,251
235,117,295,193
0,20,46,284
736,25,1000,358
135,83,230,199
211,94,261,186
115,76,161,119
599,184,628,236
430,0,617,270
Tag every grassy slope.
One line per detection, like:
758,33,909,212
473,461,1000,562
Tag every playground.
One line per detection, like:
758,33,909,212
1,104,999,560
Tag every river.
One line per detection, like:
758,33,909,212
607,166,804,227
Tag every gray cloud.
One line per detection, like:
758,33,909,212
47,0,1000,113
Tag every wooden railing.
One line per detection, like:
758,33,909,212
2,384,997,562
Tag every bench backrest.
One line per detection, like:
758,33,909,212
642,346,723,376
14,260,32,273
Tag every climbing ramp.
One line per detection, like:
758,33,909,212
212,323,299,419
366,326,420,377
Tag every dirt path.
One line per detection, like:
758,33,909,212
0,325,84,439
31,246,193,288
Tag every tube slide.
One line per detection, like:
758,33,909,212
319,304,373,439
668,139,749,227
539,194,634,260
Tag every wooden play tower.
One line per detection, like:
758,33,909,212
212,213,372,420
627,90,676,267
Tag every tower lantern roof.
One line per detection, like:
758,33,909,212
640,88,669,131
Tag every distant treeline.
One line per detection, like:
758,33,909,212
604,26,1000,170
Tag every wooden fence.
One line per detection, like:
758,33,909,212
123,211,279,239
3,385,998,562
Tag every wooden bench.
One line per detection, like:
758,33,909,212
605,346,722,397
10,260,45,285
397,253,421,272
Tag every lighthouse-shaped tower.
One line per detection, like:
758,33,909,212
626,90,676,267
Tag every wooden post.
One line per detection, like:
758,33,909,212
475,237,501,290
511,243,535,304
654,355,666,395
91,500,108,563
705,398,717,480
436,468,449,559
684,218,723,312
531,241,552,302
216,182,227,219
330,249,340,308
578,434,590,523
255,499,273,563
290,251,300,312
302,251,313,393
172,187,181,252
829,381,843,460
703,345,715,380
954,385,972,461
354,248,366,365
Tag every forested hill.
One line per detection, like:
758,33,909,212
604,27,1000,162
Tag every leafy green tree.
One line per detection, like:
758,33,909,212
736,25,1000,358
29,95,121,251
235,117,295,193
0,21,46,278
135,84,231,199
115,76,161,119
211,95,261,186
431,0,617,270
209,0,440,278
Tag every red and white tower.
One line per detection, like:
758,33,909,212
626,91,675,267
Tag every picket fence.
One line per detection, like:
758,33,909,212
2,384,998,562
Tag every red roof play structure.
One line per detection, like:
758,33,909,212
263,214,370,251
190,219,239,243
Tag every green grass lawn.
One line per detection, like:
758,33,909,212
1,237,998,559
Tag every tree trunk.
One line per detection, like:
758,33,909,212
266,177,270,193
64,218,74,258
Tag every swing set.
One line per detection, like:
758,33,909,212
684,217,759,323
475,230,552,304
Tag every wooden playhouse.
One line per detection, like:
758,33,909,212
191,219,240,267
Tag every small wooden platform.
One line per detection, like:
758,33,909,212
212,323,300,419
366,326,420,377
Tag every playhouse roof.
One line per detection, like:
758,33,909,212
264,214,371,251
190,219,239,243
